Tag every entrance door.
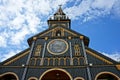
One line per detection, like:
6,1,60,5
40,70,71,80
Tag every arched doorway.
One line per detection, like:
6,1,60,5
40,68,72,80
95,72,120,80
0,72,18,80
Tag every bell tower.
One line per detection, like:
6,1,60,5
48,5,71,29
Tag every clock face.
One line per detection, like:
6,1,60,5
47,39,68,55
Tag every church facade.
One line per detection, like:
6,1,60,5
0,6,120,80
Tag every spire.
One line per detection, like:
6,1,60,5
53,5,69,20
47,6,71,29
54,5,65,15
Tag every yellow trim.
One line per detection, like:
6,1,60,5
68,36,72,39
28,77,38,80
4,50,30,65
47,39,68,55
39,68,73,80
44,37,48,40
64,29,78,36
80,36,84,40
86,49,113,64
33,37,37,40
95,71,120,80
0,72,19,80
74,77,85,80
39,27,78,37
39,30,52,37
116,64,120,70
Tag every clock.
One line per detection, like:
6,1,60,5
47,39,68,55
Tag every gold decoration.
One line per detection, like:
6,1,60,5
80,36,84,40
45,37,48,40
4,50,30,65
39,68,73,80
33,37,37,40
34,45,41,56
0,72,19,80
86,50,113,64
116,65,120,70
68,36,71,39
74,45,81,56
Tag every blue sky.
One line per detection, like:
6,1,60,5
0,0,120,62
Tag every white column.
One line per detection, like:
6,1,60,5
69,42,73,65
22,38,36,80
81,37,92,80
40,42,46,65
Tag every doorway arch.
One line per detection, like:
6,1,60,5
39,68,72,80
95,71,120,80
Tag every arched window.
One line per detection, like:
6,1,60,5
95,72,120,80
74,77,84,80
0,72,19,80
56,30,61,36
28,77,38,80
40,68,72,80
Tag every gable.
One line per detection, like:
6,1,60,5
1,48,30,66
27,27,89,46
38,27,78,37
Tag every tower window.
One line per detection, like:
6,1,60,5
56,30,61,36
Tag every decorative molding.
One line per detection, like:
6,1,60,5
29,57,86,66
39,68,73,80
74,45,81,56
116,65,120,70
33,37,37,40
0,72,19,80
64,29,78,36
95,71,120,80
4,50,30,65
80,36,84,40
68,36,71,39
28,77,38,80
34,45,41,56
86,49,113,64
39,27,78,37
45,37,48,40
74,77,85,80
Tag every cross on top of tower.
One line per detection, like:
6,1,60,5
47,5,71,29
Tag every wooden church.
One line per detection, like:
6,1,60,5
0,6,120,80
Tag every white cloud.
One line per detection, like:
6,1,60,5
0,36,7,47
0,50,21,62
65,0,93,19
10,27,29,45
112,0,120,17
64,0,120,22
0,31,9,47
102,52,120,62
91,0,115,10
